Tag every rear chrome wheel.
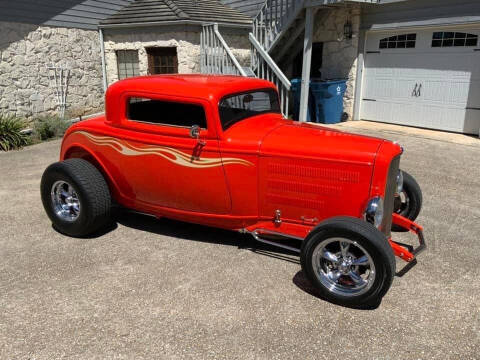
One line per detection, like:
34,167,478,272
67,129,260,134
51,181,81,222
312,238,375,297
41,159,111,237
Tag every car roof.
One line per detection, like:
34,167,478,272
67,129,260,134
107,74,277,101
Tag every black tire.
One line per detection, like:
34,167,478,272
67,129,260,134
300,217,395,307
41,158,111,237
392,170,422,232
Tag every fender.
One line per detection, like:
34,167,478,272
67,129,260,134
61,141,124,203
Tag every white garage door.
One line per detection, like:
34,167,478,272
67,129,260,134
361,27,480,134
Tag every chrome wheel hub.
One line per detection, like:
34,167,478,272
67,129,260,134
312,238,375,296
338,258,353,274
51,180,81,222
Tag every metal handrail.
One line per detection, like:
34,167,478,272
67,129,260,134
248,0,306,117
249,26,291,117
201,23,247,77
213,24,247,77
249,34,291,91
252,0,305,56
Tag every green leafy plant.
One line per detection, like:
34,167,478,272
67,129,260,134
0,115,30,151
33,115,70,141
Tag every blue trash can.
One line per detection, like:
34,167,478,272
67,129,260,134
310,79,347,124
291,78,315,122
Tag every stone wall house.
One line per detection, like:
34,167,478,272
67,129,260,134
0,22,104,119
3,0,477,135
100,0,252,86
0,1,134,120
103,26,250,86
0,0,374,125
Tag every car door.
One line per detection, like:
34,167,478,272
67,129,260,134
116,92,231,214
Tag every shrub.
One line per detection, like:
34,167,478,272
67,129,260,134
33,115,70,141
0,115,30,151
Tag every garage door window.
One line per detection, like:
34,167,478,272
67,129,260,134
432,32,478,47
379,34,416,49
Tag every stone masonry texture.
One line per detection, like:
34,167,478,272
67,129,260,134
104,27,251,85
313,6,361,119
0,21,104,120
1,12,360,122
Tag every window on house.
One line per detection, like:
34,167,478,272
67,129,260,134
127,97,207,129
432,32,478,47
146,47,178,74
116,50,140,80
379,34,416,49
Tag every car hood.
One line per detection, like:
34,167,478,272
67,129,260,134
260,122,384,164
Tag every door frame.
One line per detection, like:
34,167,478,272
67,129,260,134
113,90,232,213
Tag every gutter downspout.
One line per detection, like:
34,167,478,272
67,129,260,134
99,28,108,92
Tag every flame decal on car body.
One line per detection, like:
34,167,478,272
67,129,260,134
75,131,253,168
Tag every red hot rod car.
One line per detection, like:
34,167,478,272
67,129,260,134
41,75,425,306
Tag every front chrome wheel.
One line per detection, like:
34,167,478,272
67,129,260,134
51,180,81,222
311,238,376,297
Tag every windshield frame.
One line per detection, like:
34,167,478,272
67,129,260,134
218,88,281,131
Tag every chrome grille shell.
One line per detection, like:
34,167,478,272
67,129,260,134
381,155,401,237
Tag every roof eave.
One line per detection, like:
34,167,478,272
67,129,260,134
98,19,251,29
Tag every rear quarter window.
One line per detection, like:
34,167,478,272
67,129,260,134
127,97,207,129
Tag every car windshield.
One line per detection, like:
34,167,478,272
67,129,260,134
219,89,281,131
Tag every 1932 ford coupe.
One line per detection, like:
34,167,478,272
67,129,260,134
41,75,425,307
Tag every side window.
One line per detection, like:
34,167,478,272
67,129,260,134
432,32,478,47
127,97,207,129
379,34,416,49
116,50,140,80
219,90,281,131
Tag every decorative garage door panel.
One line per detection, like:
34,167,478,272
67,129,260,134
362,28,480,134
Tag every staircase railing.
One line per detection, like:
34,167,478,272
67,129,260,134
251,0,305,57
201,23,247,77
250,34,290,117
249,0,304,116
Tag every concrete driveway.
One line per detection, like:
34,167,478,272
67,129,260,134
1,123,479,359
